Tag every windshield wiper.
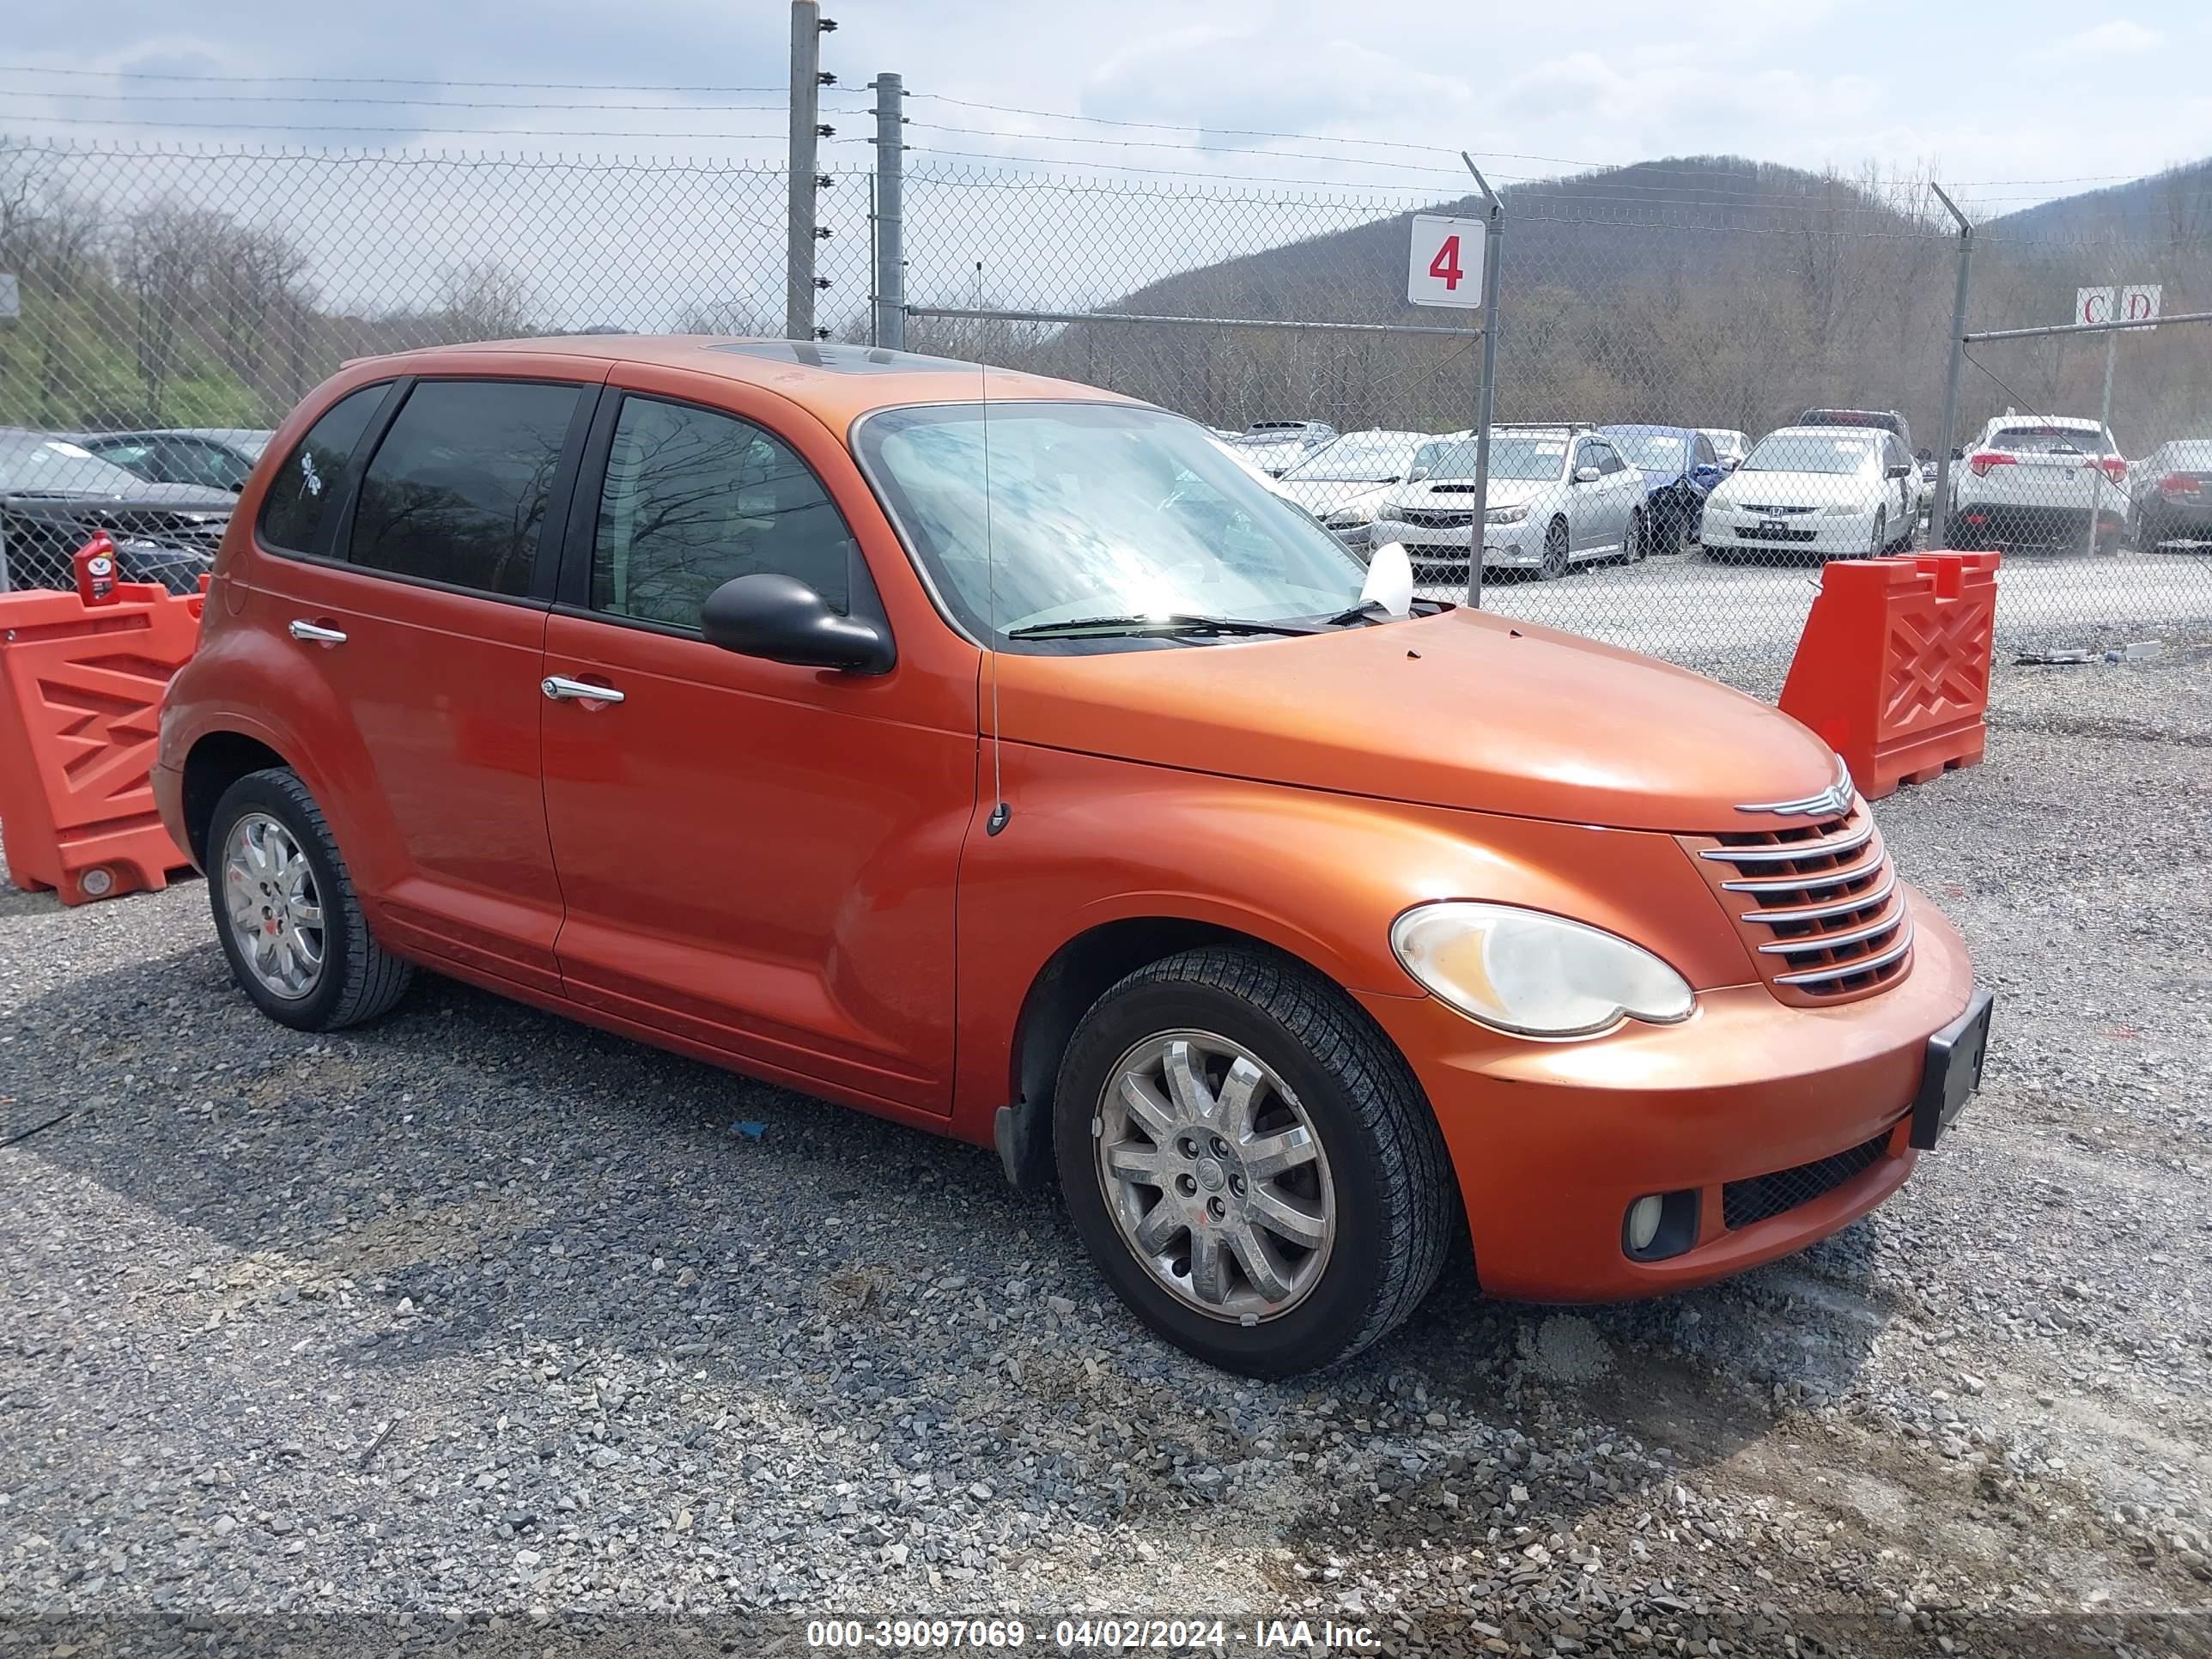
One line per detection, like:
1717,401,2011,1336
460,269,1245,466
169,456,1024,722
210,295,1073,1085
1005,612,1317,641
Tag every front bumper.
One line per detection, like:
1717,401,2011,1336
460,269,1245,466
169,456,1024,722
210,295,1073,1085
1371,516,1541,573
1356,884,1978,1301
1700,506,1876,556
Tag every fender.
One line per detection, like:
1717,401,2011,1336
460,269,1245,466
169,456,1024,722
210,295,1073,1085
949,738,1759,1156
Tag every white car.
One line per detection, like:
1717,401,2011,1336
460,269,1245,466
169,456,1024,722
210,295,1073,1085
1273,429,1434,549
1945,414,2129,555
1368,426,1648,582
1224,420,1337,477
1698,428,1751,471
1700,425,1920,562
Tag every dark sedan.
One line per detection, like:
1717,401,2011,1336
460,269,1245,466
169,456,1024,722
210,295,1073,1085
66,427,273,495
1597,424,1726,555
2130,439,2212,550
0,430,230,595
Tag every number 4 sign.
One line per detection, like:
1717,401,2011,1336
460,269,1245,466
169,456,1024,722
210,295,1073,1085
1408,215,1486,309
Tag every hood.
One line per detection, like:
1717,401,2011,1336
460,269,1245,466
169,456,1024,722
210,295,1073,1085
1383,478,1546,514
1712,470,1876,511
995,607,1838,832
1277,478,1392,519
0,480,236,513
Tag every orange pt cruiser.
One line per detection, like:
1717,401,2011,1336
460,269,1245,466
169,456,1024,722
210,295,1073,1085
155,339,1991,1377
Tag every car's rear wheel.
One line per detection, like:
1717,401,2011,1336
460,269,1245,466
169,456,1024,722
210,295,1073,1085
208,768,413,1031
1539,519,1570,580
1053,945,1455,1377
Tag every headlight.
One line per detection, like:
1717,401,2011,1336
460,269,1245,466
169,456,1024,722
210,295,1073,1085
1822,502,1862,517
1325,503,1377,526
1485,504,1528,525
1389,902,1694,1037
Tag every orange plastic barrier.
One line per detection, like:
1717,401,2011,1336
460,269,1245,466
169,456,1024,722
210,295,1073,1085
1778,551,2001,802
0,580,204,904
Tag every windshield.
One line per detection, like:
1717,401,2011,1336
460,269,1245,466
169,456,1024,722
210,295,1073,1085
1282,434,1422,483
1990,425,2112,456
1741,433,1879,477
1604,431,1689,471
855,402,1367,642
0,434,157,495
1411,434,1568,483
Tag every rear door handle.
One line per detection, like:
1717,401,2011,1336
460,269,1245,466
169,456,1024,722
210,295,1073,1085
541,675,624,705
288,619,347,644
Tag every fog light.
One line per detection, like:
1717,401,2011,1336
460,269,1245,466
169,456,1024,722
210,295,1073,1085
1626,1194,1664,1253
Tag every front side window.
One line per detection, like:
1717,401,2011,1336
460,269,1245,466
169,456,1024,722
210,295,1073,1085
349,380,581,596
856,402,1365,643
161,439,252,492
259,386,391,554
591,396,854,629
1605,431,1686,472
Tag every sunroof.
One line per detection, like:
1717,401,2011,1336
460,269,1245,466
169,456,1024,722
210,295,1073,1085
708,341,977,374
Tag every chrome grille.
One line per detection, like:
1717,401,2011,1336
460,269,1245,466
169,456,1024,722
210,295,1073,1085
1680,796,1912,1005
1395,507,1477,529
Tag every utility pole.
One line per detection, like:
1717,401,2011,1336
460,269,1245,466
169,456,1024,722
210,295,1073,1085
786,1,836,341
870,72,905,349
1929,182,1972,550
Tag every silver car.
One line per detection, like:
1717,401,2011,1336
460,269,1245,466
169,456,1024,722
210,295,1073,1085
1273,428,1434,549
1369,427,1649,581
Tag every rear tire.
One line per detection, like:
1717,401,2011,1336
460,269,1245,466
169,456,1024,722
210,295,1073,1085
207,769,414,1032
1053,946,1456,1378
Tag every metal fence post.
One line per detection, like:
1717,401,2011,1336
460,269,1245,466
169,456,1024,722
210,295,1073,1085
871,71,906,351
1930,182,1972,548
1462,156,1504,611
786,0,823,341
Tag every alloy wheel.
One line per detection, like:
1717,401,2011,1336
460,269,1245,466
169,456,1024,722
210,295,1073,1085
221,811,326,1001
1093,1030,1336,1323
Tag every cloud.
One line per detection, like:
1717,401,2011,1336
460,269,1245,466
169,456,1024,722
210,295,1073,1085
2048,19,2162,57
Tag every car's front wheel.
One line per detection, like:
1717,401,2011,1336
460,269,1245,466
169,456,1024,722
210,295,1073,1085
207,768,414,1031
1053,946,1456,1377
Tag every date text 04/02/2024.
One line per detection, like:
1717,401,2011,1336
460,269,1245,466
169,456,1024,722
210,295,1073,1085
803,1618,1384,1651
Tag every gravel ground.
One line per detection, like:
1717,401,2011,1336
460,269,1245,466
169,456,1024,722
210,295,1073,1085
3,652,2209,1658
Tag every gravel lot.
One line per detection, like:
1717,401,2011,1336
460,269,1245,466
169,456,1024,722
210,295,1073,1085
3,650,2209,1657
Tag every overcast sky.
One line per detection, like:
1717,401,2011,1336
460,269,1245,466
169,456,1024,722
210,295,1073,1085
3,0,2207,216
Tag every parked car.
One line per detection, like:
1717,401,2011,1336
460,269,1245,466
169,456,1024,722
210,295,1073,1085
1369,425,1648,583
1700,425,1921,562
1698,428,1750,471
1944,415,2128,555
1597,424,1727,555
0,428,231,594
155,339,1987,1378
68,428,274,495
1274,429,1433,549
1225,420,1338,477
2129,437,2212,549
1799,407,1913,453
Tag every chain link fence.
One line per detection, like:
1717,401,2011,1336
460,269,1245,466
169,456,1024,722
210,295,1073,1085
3,135,2208,684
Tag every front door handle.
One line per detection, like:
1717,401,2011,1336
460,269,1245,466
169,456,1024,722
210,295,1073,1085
288,619,347,644
541,675,624,705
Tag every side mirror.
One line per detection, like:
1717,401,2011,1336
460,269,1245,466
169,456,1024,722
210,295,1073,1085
700,573,895,675
1887,464,1911,479
1915,448,1933,462
1406,465,1430,483
1574,465,1601,483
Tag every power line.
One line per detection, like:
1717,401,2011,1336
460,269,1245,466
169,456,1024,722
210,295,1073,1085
0,113,854,142
0,87,793,113
0,63,873,94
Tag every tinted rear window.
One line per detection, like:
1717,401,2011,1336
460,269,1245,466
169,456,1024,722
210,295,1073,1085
258,386,389,554
348,380,582,596
1991,426,2112,456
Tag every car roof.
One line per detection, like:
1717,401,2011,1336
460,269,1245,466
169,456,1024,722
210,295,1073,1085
1596,422,1698,438
347,336,1130,425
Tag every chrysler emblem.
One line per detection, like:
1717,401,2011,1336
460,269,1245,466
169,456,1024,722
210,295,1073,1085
1736,762,1855,818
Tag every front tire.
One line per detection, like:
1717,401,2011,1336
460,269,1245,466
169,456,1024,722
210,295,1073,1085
1869,507,1887,557
1053,946,1455,1378
1539,519,1570,580
1628,507,1650,562
207,768,414,1031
